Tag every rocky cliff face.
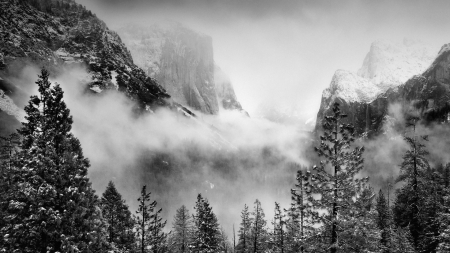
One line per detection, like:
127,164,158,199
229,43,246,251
315,40,438,137
0,0,178,134
214,65,243,111
117,23,243,115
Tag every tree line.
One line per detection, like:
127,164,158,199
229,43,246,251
1,69,450,252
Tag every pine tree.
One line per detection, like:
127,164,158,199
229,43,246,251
290,167,314,252
101,181,136,252
148,206,167,253
238,204,252,253
309,102,368,253
250,199,267,253
170,205,193,253
1,69,108,252
284,202,300,253
394,120,430,250
135,185,157,253
191,194,221,252
340,186,379,252
273,202,286,253
0,133,20,237
0,133,20,178
390,227,415,253
376,190,390,252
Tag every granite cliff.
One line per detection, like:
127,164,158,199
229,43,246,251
315,39,440,137
117,23,243,115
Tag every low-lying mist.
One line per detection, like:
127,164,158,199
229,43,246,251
7,63,450,236
42,65,313,234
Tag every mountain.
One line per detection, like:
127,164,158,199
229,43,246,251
315,39,438,137
0,0,182,134
117,22,244,115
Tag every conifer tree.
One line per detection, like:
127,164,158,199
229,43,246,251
284,202,300,253
0,133,20,178
309,102,368,253
238,204,252,253
170,205,193,253
101,181,135,252
1,69,107,252
0,133,20,238
273,202,286,253
376,190,391,252
390,227,415,253
250,199,267,253
394,120,430,250
135,185,157,253
148,206,167,253
191,194,221,252
290,168,314,252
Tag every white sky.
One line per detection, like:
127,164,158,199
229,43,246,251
77,0,450,122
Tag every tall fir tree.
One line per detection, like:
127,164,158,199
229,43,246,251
135,185,157,253
0,133,20,250
250,199,267,253
170,205,193,253
309,102,369,253
272,202,286,253
101,181,136,252
394,122,430,250
191,194,221,252
148,206,167,253
376,189,391,252
0,69,107,252
238,204,252,253
290,167,314,253
284,202,300,253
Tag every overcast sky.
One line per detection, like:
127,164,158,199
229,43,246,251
77,0,450,122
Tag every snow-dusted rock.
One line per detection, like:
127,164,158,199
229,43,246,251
358,39,435,89
316,39,439,137
214,65,243,112
118,22,223,115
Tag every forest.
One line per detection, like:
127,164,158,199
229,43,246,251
1,69,450,253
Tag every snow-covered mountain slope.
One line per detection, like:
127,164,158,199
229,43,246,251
316,39,440,136
117,22,244,115
357,39,435,89
321,40,436,109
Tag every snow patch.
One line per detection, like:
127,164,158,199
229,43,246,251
323,39,436,105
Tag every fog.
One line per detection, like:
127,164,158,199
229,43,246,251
77,0,450,122
26,65,311,234
7,0,450,237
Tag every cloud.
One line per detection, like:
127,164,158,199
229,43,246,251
32,65,313,234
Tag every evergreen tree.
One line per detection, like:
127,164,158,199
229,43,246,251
290,168,314,252
0,133,20,178
394,120,430,250
148,206,167,253
170,205,193,253
390,227,415,253
376,190,391,252
340,186,379,252
237,204,252,253
250,199,267,253
272,202,286,253
101,181,135,252
1,69,107,252
191,194,221,252
309,102,368,253
284,202,300,253
0,133,20,235
135,185,157,253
